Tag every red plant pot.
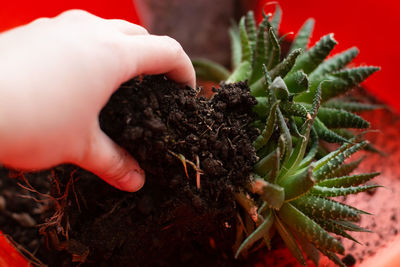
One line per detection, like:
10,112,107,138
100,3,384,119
0,232,30,266
1,1,399,266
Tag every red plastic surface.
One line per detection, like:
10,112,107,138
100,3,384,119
0,232,31,267
0,0,141,33
257,0,400,113
0,1,398,265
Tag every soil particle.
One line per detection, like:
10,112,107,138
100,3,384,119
342,254,356,266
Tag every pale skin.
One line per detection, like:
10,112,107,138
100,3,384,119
0,10,196,192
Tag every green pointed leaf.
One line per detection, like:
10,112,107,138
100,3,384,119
284,70,309,94
277,134,287,163
299,127,319,168
280,101,308,118
295,235,320,266
253,97,269,119
254,101,279,150
270,3,282,33
309,80,322,118
270,48,302,80
289,18,315,53
333,66,380,84
250,78,267,97
289,117,302,137
314,141,367,181
309,47,359,79
289,81,321,171
278,203,344,254
192,58,230,83
249,16,269,84
280,165,315,201
289,34,338,75
331,220,372,233
250,65,273,97
269,147,280,183
317,172,380,187
281,119,314,178
292,195,362,222
313,117,349,143
333,131,384,157
316,107,370,129
226,61,251,83
323,100,384,112
303,102,371,129
245,11,257,53
316,219,360,244
267,27,281,70
229,25,242,70
254,149,277,177
297,66,380,103
325,156,365,179
257,201,269,218
264,64,273,88
277,107,292,163
323,66,380,101
239,17,253,63
310,184,381,197
333,128,355,139
274,212,306,265
235,211,274,258
319,249,346,267
313,141,354,172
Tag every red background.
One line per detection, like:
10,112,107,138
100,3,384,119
0,0,399,113
0,0,141,32
0,1,399,265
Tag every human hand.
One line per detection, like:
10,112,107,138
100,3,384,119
0,10,195,192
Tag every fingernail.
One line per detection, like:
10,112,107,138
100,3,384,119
117,170,145,192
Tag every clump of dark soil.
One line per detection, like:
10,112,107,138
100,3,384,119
26,75,258,266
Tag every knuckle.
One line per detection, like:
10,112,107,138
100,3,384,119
105,152,131,181
136,26,149,35
112,19,149,35
30,17,51,25
57,9,93,20
161,36,184,58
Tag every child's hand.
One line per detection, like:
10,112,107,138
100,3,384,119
0,10,195,192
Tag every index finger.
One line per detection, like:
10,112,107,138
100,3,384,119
118,34,196,88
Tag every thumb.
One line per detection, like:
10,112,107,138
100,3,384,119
76,127,145,192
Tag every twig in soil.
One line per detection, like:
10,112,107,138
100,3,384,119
177,153,189,178
32,169,80,241
168,150,204,185
194,86,202,98
199,120,215,137
71,172,81,213
196,155,201,189
15,193,47,203
161,223,175,231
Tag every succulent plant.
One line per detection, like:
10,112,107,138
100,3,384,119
192,4,382,267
